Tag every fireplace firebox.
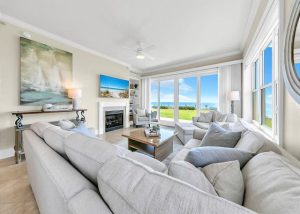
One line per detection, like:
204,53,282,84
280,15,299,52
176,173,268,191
105,110,124,132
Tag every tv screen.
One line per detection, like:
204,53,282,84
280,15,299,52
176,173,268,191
99,75,129,98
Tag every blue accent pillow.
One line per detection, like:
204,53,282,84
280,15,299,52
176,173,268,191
185,146,253,168
72,123,96,138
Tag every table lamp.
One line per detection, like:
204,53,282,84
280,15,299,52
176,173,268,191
68,88,82,110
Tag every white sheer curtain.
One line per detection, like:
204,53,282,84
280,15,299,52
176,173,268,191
141,78,150,111
218,65,232,114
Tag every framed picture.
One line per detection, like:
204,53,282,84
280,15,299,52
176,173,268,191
99,75,129,98
20,38,72,105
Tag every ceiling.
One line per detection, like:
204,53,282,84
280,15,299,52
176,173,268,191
0,0,257,73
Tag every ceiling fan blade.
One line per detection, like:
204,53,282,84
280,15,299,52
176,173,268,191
144,53,155,60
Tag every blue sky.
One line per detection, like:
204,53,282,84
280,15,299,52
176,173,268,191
295,63,300,78
99,75,129,90
151,74,218,104
264,44,272,85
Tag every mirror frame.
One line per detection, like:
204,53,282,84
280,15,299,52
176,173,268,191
283,0,300,103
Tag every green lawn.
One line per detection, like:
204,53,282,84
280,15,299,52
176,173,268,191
158,109,209,121
264,117,272,128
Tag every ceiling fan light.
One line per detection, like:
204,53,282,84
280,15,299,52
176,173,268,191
136,52,145,59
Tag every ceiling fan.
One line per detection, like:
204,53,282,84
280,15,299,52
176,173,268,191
123,42,155,60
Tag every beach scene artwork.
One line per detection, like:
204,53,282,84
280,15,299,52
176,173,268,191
99,75,129,98
20,38,72,105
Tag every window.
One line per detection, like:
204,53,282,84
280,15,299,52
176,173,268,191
159,80,174,121
151,81,158,113
178,77,197,121
252,42,274,130
295,63,300,79
200,74,218,112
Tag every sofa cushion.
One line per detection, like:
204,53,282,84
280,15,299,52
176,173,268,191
175,122,195,135
226,113,238,123
197,111,213,123
65,133,130,184
203,161,244,205
43,126,73,158
185,138,202,149
30,122,56,138
200,123,242,148
97,156,255,214
185,147,253,168
235,130,264,154
126,152,168,174
168,161,217,196
72,122,96,138
58,120,76,130
67,189,112,214
193,128,207,140
194,122,210,130
242,152,300,214
213,111,228,122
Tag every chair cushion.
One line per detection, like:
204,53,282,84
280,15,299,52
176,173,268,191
242,152,300,214
65,133,130,184
137,116,149,122
203,161,244,205
213,111,228,122
197,111,213,123
136,109,146,117
194,122,210,129
200,123,242,148
235,130,264,154
168,161,217,196
97,156,255,214
185,147,253,168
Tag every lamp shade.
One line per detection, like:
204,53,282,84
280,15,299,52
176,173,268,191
230,91,240,101
68,88,82,99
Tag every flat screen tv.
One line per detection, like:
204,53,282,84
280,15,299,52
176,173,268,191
99,75,129,98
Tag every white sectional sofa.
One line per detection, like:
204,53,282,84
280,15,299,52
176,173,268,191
23,121,300,214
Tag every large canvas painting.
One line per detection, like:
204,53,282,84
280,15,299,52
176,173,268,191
20,38,72,105
99,75,129,98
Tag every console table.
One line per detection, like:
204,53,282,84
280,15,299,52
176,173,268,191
11,109,87,163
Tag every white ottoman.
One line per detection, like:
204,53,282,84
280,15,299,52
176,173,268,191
175,123,196,145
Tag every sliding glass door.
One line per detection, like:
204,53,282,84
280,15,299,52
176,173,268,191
159,80,174,121
200,74,218,112
179,77,197,121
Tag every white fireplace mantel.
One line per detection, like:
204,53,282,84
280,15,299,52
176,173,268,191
98,100,130,135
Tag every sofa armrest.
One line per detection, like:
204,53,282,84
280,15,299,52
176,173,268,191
193,128,207,140
192,117,199,123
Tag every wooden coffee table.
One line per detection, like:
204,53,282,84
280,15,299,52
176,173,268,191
122,128,176,161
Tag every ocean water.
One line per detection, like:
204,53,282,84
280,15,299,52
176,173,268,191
151,102,217,109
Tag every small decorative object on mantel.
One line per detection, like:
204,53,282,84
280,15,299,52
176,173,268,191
68,88,82,110
42,103,53,111
144,124,160,137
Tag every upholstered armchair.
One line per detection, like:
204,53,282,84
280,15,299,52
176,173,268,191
133,109,151,127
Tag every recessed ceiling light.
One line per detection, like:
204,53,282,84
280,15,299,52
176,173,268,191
22,32,31,39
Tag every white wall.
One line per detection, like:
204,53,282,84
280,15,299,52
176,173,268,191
0,23,139,159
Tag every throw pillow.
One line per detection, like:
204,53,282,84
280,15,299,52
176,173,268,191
197,111,213,123
136,109,146,117
168,161,217,196
226,113,238,123
200,123,242,148
185,147,253,168
59,120,76,130
72,122,96,138
202,160,245,205
235,130,264,154
213,111,228,122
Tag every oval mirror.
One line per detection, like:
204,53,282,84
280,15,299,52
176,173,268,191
283,0,300,103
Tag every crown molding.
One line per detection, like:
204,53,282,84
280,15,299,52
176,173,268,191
0,13,134,69
140,50,242,74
